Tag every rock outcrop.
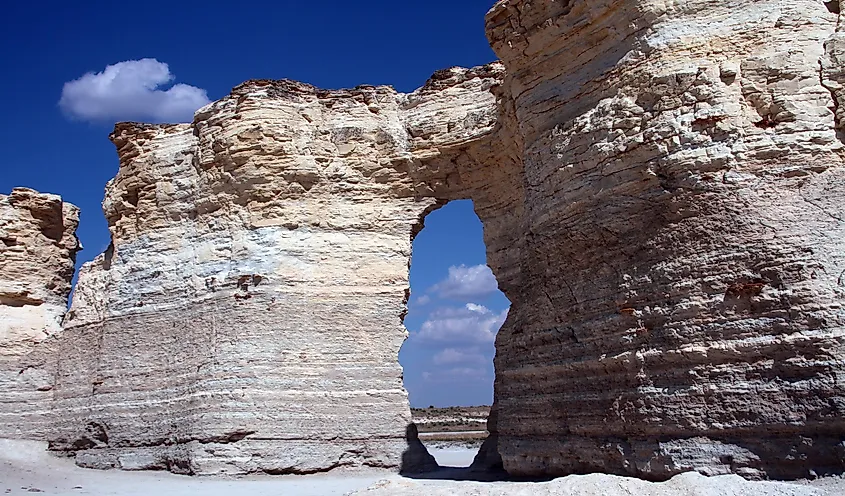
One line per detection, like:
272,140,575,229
46,66,513,475
3,0,844,482
486,0,845,481
0,188,79,438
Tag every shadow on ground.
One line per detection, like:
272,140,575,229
399,423,551,483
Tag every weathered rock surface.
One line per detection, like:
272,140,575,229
486,0,845,481
46,66,512,475
351,472,834,496
0,188,79,438
4,0,845,482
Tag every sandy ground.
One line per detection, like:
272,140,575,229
2,440,843,496
0,440,476,496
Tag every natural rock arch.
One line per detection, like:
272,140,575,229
0,0,843,481
47,65,516,476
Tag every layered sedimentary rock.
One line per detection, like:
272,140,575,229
47,66,516,475
0,188,79,438
486,0,845,481
5,0,844,482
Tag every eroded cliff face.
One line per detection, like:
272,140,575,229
486,0,845,480
48,65,520,475
5,0,844,482
0,188,79,438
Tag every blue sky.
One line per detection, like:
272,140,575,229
0,0,508,407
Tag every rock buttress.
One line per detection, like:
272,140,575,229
0,188,80,439
486,0,845,480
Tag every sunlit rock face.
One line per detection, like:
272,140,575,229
0,188,79,439
47,66,519,475
3,0,845,481
486,0,845,480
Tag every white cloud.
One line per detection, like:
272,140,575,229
59,58,211,123
413,294,431,306
465,303,486,313
414,303,508,346
422,366,489,383
433,347,487,366
428,264,499,300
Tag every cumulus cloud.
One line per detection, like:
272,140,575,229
414,303,508,346
428,264,499,300
413,294,431,306
59,58,210,123
422,366,489,383
433,347,487,366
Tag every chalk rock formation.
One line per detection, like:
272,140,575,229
7,0,844,482
486,0,845,481
0,188,79,438
48,66,511,475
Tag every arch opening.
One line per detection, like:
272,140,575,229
399,199,510,473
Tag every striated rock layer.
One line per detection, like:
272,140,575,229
4,0,844,481
47,66,517,475
0,188,79,439
486,0,845,481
